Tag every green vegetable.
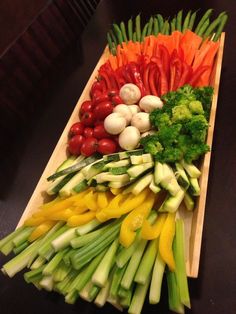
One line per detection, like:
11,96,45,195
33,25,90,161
147,16,154,36
213,14,228,41
198,18,210,37
120,21,128,43
135,14,141,42
141,23,149,41
171,17,176,33
157,14,164,30
176,10,183,31
195,8,213,34
203,12,224,39
113,23,123,44
153,17,159,35
182,10,191,32
128,18,133,41
188,11,197,30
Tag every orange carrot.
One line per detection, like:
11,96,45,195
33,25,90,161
180,30,202,65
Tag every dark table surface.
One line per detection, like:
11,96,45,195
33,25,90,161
0,0,236,313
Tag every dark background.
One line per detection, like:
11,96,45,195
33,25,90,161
0,0,236,313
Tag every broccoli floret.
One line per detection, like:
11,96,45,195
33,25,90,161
158,124,182,147
185,115,208,142
177,134,192,154
149,110,172,129
155,147,183,163
188,100,204,115
172,105,192,123
184,143,210,164
193,86,214,120
140,135,163,155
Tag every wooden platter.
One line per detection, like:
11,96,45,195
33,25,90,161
16,33,225,279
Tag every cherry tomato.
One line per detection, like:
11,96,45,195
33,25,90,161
80,100,93,116
94,124,110,139
83,127,94,138
107,89,118,97
68,135,85,155
81,137,98,157
97,138,117,155
81,112,95,127
111,95,123,105
93,102,114,121
93,94,110,106
69,122,84,137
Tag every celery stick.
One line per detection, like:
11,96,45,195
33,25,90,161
110,263,128,298
63,249,76,266
128,275,151,314
121,239,147,290
39,275,54,291
43,248,69,276
2,239,42,277
166,270,184,314
13,241,29,255
89,284,100,300
92,239,119,287
53,261,71,282
149,251,165,304
13,227,35,247
30,256,46,270
118,285,129,298
38,223,68,259
72,225,120,270
54,269,78,294
79,280,94,302
174,219,191,308
24,265,45,283
134,239,158,284
107,295,123,311
51,228,77,252
71,223,111,248
94,268,114,307
120,288,132,308
71,249,107,293
0,226,25,254
65,290,78,304
76,219,102,235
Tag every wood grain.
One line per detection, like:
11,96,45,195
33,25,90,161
16,34,225,278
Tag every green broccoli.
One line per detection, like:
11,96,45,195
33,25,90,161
185,115,208,142
158,124,182,147
193,86,214,120
188,100,204,115
172,105,192,123
184,143,210,163
140,134,163,155
149,110,172,129
176,134,192,154
155,147,183,163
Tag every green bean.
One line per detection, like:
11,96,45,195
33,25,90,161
176,10,183,31
133,31,137,42
113,23,123,44
188,11,197,30
170,17,176,33
141,23,149,41
107,32,115,54
165,21,170,35
120,22,128,43
157,14,164,31
198,18,210,37
135,14,141,42
161,20,167,34
153,17,159,36
213,14,228,41
128,18,133,41
182,10,191,32
195,8,213,34
147,16,154,36
109,29,117,46
203,13,224,39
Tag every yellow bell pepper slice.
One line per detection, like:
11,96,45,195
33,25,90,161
110,188,122,195
141,213,167,240
97,192,109,209
39,197,60,210
119,193,156,248
159,212,176,272
83,190,98,211
67,211,96,227
46,207,75,221
96,193,125,222
28,221,55,242
24,215,46,226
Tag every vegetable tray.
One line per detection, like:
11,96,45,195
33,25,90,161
16,32,225,278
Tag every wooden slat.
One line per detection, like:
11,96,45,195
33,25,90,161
16,34,225,278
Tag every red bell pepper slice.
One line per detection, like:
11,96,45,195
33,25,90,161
143,63,151,95
127,62,147,96
151,57,168,96
159,45,170,83
177,62,193,88
149,63,159,96
188,65,210,86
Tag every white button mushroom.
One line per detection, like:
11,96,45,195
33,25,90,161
119,83,141,105
128,104,141,116
113,104,133,125
131,112,151,133
118,126,141,150
104,113,126,135
139,95,163,113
